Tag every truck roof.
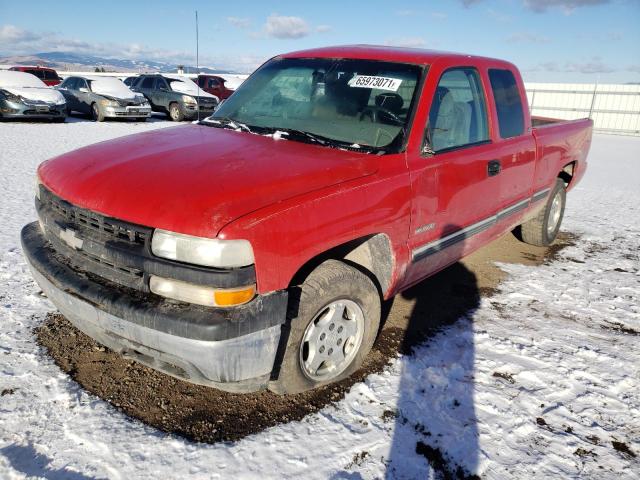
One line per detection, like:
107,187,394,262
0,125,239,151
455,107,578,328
281,44,512,68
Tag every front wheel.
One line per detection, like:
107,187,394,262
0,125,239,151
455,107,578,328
91,103,105,122
518,178,566,246
268,260,381,395
169,102,184,121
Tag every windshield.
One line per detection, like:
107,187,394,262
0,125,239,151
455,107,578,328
210,57,423,152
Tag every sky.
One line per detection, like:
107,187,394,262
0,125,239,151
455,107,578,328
1,0,639,83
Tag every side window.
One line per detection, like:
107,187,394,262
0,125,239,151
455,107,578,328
427,68,489,153
77,79,88,90
140,77,155,89
488,69,524,138
66,78,78,90
155,78,169,90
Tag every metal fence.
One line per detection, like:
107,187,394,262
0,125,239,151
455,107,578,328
525,82,640,136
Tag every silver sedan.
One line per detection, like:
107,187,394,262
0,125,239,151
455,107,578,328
57,76,151,121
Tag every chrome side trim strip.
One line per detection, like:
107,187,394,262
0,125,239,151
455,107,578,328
531,188,551,203
411,188,550,263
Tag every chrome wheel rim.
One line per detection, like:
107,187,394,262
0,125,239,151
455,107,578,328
170,106,179,120
300,299,365,381
547,191,563,236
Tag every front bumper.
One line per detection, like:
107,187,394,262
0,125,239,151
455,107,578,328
22,222,288,392
104,105,152,118
0,99,66,120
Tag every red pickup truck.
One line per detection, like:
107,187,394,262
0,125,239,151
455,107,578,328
22,46,592,394
197,74,235,100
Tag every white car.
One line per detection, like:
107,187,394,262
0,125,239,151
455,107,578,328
0,71,67,122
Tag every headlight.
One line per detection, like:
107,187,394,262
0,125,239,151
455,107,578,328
149,276,255,307
100,98,119,107
0,89,22,103
151,229,254,268
182,95,197,105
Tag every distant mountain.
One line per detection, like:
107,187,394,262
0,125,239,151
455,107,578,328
0,51,237,75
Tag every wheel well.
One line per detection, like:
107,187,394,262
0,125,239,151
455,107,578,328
289,234,394,297
558,161,576,186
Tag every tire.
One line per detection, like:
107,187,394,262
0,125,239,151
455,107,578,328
518,178,566,246
169,102,184,122
268,260,381,395
52,117,65,123
91,103,105,122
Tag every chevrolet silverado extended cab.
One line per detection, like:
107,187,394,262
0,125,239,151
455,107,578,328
22,46,592,394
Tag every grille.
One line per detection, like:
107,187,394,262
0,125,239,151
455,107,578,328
41,188,149,246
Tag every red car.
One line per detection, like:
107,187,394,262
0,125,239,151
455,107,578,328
197,74,234,100
10,66,61,86
23,46,592,394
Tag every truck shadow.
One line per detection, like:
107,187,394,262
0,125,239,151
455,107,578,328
382,227,480,479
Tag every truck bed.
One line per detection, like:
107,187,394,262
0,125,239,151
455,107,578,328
531,115,584,127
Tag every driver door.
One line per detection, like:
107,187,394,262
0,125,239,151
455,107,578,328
402,67,501,287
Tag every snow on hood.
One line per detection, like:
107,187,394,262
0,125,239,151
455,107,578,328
166,76,217,99
86,77,141,101
0,70,65,104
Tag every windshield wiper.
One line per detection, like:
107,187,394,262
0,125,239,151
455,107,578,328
200,116,252,133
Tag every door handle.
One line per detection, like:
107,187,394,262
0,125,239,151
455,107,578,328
487,160,501,177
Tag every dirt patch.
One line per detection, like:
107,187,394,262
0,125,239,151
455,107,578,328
612,441,636,459
415,441,480,480
35,231,578,444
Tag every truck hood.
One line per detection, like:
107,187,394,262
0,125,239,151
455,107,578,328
38,125,378,237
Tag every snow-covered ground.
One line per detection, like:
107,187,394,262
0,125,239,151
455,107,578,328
0,120,638,479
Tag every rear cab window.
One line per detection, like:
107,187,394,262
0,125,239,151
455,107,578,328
427,67,489,153
488,69,525,138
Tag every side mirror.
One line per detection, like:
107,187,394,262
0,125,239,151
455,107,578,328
79,87,89,93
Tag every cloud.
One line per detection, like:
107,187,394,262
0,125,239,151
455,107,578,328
461,0,611,12
385,37,427,48
264,14,310,39
226,17,251,29
523,0,610,13
395,9,416,16
431,12,448,19
536,57,616,74
507,32,551,43
316,25,332,33
627,64,640,74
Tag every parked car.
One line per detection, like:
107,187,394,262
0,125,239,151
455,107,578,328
0,70,66,122
22,46,592,395
131,74,218,121
123,76,138,87
10,66,62,86
56,76,151,121
197,74,235,100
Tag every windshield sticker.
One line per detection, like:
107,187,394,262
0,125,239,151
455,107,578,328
348,75,402,92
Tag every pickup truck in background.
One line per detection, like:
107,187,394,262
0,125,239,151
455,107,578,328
22,46,592,395
197,74,235,100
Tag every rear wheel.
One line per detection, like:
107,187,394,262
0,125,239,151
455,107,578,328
169,102,184,121
91,103,105,122
518,178,566,246
268,260,381,395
